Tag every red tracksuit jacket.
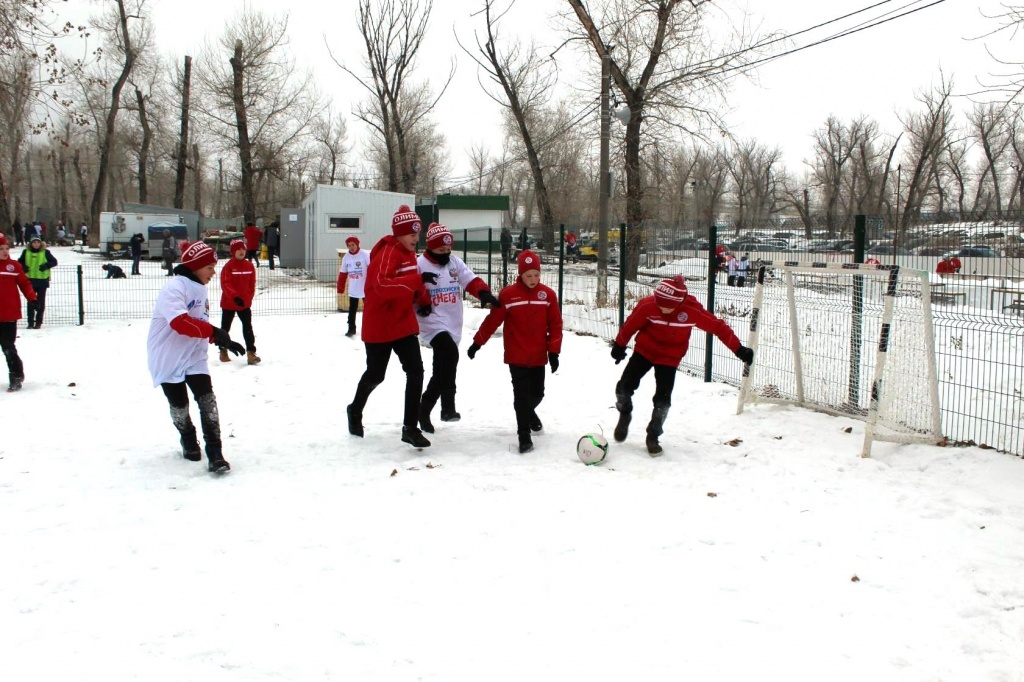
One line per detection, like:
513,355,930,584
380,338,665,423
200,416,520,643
474,279,563,367
220,258,256,310
0,257,37,321
362,235,430,344
615,294,740,367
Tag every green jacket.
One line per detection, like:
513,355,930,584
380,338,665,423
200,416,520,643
18,247,57,284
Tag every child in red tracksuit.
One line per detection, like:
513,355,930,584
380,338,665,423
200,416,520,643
0,235,37,391
610,276,753,455
347,205,433,448
219,240,259,365
468,249,562,454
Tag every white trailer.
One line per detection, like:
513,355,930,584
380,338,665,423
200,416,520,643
300,185,416,266
99,211,187,256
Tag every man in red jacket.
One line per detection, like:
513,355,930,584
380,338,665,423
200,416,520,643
610,276,753,455
243,222,263,268
0,235,37,391
219,240,259,365
347,205,433,448
467,249,563,454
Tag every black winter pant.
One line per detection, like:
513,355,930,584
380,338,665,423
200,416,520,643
421,332,460,414
161,374,222,459
614,352,677,437
131,253,142,275
26,283,47,326
346,297,361,331
509,365,546,437
0,321,24,379
220,308,256,352
266,245,278,269
245,250,260,267
350,335,424,429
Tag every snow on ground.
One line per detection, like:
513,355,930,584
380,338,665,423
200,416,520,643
1,254,1024,680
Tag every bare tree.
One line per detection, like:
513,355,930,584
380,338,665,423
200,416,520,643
898,77,955,229
565,0,767,277
311,108,349,185
461,0,558,249
334,0,453,195
968,102,1010,216
173,55,192,209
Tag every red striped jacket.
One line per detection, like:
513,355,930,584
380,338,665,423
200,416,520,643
615,295,740,367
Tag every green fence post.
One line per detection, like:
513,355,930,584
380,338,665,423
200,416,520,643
705,224,718,382
558,224,565,311
849,215,867,406
487,228,493,291
619,223,627,327
77,264,85,325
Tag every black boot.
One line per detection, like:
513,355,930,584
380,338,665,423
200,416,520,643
198,393,230,473
613,392,632,442
7,373,23,392
170,405,202,461
529,411,543,432
418,399,436,434
518,433,534,454
345,325,356,337
646,403,669,457
440,390,460,422
401,426,431,448
347,404,364,437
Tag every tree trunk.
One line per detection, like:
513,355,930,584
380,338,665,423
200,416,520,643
89,0,135,247
72,150,88,220
192,143,202,214
174,55,192,210
230,40,256,224
135,88,152,203
623,116,645,278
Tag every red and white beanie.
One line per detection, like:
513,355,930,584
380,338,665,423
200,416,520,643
518,249,541,275
425,223,453,251
180,240,217,271
229,239,245,255
391,205,422,237
654,276,688,308
0,234,8,247
345,235,360,248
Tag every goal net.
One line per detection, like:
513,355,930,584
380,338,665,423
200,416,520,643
736,261,942,457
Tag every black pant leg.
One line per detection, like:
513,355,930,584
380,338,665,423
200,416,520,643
236,308,256,351
614,352,654,412
423,332,459,411
392,334,425,429
33,285,47,323
0,322,23,377
352,342,393,412
347,299,359,330
509,365,544,436
219,309,236,343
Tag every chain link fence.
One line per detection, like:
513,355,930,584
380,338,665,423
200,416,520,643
33,216,1024,458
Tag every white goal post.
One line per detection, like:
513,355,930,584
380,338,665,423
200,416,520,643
736,261,943,457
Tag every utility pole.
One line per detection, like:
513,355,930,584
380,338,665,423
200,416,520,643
597,46,611,306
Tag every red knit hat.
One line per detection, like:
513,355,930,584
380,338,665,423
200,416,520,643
425,223,453,251
0,235,7,247
229,239,245,255
345,235,360,247
392,205,422,237
654,277,688,308
180,241,217,271
518,249,540,275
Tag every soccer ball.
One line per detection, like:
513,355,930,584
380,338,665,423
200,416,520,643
576,433,609,466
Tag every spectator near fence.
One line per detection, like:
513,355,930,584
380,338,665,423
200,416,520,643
161,230,176,276
102,264,127,279
936,255,956,275
500,227,512,266
129,232,145,275
18,235,57,329
244,222,263,268
264,221,280,270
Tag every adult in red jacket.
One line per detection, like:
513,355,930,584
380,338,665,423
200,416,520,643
219,240,260,365
936,255,956,275
610,276,753,455
243,222,263,268
347,205,433,448
0,235,37,391
468,250,563,453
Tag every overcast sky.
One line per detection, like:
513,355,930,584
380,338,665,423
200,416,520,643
67,0,1011,182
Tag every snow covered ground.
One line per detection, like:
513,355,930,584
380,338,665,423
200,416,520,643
2,261,1024,680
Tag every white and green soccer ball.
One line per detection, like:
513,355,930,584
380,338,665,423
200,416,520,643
576,433,609,466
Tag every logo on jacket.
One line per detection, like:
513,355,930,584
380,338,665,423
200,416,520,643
537,290,547,300
5,264,13,272
677,312,688,322
448,266,457,278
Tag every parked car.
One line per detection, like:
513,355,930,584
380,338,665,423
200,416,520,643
866,245,911,255
915,246,950,256
951,246,1001,258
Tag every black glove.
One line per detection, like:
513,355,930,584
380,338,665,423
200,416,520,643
233,296,245,307
611,344,627,364
211,328,243,356
467,343,481,359
416,304,432,317
734,345,754,365
548,352,559,373
478,289,500,308
421,272,437,285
